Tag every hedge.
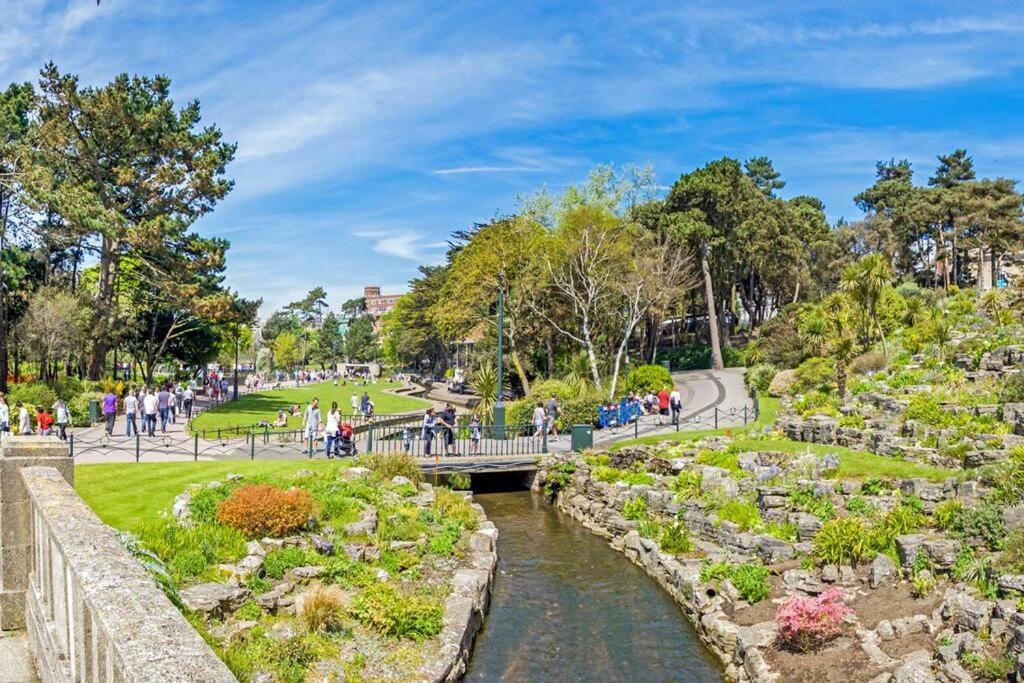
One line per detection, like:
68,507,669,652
623,364,673,395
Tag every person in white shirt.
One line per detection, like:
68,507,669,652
324,402,341,458
183,386,195,419
53,399,71,441
669,388,682,425
350,393,359,414
302,398,321,444
124,391,139,436
532,402,546,435
17,402,31,435
143,392,158,436
0,394,9,433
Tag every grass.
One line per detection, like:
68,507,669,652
189,380,428,433
75,460,344,530
612,396,780,448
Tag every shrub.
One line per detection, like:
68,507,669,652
757,306,806,368
793,391,840,417
950,502,1005,550
775,588,851,652
745,363,778,394
999,374,1024,403
351,583,443,641
623,364,673,396
658,344,713,371
133,518,246,582
694,448,740,472
850,350,887,375
622,497,648,521
765,522,799,541
447,473,471,490
792,357,836,395
671,471,703,501
527,379,578,402
844,496,878,518
591,465,655,486
189,484,232,525
362,453,423,484
558,397,601,429
7,382,58,416
636,519,660,539
813,518,868,565
699,561,731,582
69,391,104,427
263,546,316,579
715,499,761,532
999,530,1024,574
426,522,463,557
838,413,866,429
299,585,348,633
789,486,836,521
216,484,314,538
658,521,694,554
931,500,965,531
730,564,771,603
433,488,478,530
911,571,937,597
860,477,888,496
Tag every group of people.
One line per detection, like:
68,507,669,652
417,403,481,456
0,393,70,441
531,395,562,437
597,386,682,429
103,383,195,437
299,397,357,459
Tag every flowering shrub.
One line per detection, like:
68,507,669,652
775,588,851,651
216,484,314,538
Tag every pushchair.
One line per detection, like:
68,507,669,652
336,423,358,458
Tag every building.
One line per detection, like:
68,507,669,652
364,286,401,317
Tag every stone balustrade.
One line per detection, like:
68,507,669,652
0,437,234,682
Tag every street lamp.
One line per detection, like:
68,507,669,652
233,324,240,401
493,274,505,438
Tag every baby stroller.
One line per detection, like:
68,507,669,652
336,422,358,458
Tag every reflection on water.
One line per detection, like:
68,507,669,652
465,491,722,683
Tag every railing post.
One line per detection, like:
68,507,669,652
675,415,680,432
743,406,748,425
69,433,74,458
634,418,638,439
193,433,198,461
714,406,719,429
135,433,140,462
367,424,374,453
250,433,255,460
542,420,548,453
307,437,313,459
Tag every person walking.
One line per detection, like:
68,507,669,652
183,385,194,420
124,390,139,437
669,386,682,425
52,399,70,441
102,389,117,435
350,392,359,415
0,393,9,433
360,391,370,417
35,406,54,436
17,402,31,435
439,403,457,456
469,414,481,456
532,402,546,436
157,385,172,433
544,394,561,438
303,398,321,449
172,384,183,423
421,408,437,456
143,389,158,437
324,401,341,458
657,386,671,425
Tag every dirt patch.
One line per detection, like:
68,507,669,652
879,631,936,659
764,634,881,683
851,583,943,631
730,574,785,626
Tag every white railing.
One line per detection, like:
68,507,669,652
21,466,234,682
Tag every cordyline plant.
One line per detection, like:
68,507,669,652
774,588,852,652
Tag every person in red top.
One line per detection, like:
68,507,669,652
657,386,671,425
35,406,55,436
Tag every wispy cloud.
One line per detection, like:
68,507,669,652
354,230,448,262
431,165,543,175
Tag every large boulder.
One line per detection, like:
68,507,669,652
179,583,249,618
768,370,797,397
869,554,897,589
896,534,927,568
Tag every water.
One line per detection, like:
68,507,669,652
465,491,723,683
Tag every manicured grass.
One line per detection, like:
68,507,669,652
75,460,344,530
189,380,429,433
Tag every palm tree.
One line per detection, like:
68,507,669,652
562,351,596,399
798,311,828,356
840,253,893,354
471,365,500,424
928,312,953,361
820,294,859,402
979,289,1007,325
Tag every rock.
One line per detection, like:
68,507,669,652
255,591,279,611
375,568,390,582
345,508,378,536
260,537,284,552
172,490,192,522
391,475,412,486
861,639,896,666
923,539,958,569
999,575,1024,595
206,480,223,489
896,534,927,568
892,650,934,683
268,621,297,642
290,565,323,579
782,569,826,595
227,473,244,481
179,583,249,618
768,369,797,397
253,673,274,683
944,591,992,632
235,554,264,577
755,536,795,564
940,662,972,683
1005,506,1024,532
839,565,858,586
794,513,823,542
821,565,840,583
311,533,335,556
869,554,897,588
877,620,895,641
246,540,266,557
341,467,371,479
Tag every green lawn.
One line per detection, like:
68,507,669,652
612,396,780,448
75,460,344,530
189,380,429,433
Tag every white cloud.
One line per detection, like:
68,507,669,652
354,230,447,262
432,166,543,175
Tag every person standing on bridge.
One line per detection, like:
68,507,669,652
670,386,682,425
657,386,670,425
421,408,437,456
469,414,481,456
102,388,117,436
545,395,561,439
439,403,457,456
532,402,546,436
324,401,341,459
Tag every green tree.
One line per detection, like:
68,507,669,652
343,315,378,363
839,253,894,354
310,312,343,367
743,156,785,197
29,64,235,378
273,331,302,370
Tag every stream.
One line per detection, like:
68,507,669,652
465,491,723,682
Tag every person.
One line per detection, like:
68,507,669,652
421,408,437,456
0,393,9,433
143,389,158,437
303,398,321,447
17,402,31,435
272,409,288,428
402,426,412,454
544,394,561,438
469,414,481,456
123,391,138,437
657,386,671,425
669,386,682,425
439,403,457,456
220,377,229,399
532,402,546,436
350,392,359,414
360,391,370,417
364,398,375,419
35,406,54,436
102,389,117,435
183,384,195,420
324,401,341,458
157,385,172,433
173,384,184,423
52,398,70,441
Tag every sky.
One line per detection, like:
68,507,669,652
3,1,1024,315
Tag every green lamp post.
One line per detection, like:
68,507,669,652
493,274,505,439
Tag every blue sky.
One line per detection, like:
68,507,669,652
4,1,1024,314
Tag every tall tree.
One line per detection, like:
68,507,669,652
744,156,785,197
29,64,235,378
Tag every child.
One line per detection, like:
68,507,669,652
469,415,481,456
17,402,31,435
35,406,54,436
402,426,412,454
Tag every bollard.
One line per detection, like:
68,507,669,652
194,433,199,461
135,434,140,462
69,433,74,458
307,437,313,459
250,433,255,460
634,419,638,439
714,406,719,429
542,421,548,453
367,424,374,453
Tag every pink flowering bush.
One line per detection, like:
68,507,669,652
774,588,852,652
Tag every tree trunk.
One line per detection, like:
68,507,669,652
979,245,993,291
581,314,602,390
0,189,8,393
89,235,120,379
546,338,554,378
700,243,724,371
837,359,847,402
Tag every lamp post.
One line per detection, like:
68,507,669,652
493,274,505,438
232,324,240,401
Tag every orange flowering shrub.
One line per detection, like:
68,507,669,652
215,484,314,538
